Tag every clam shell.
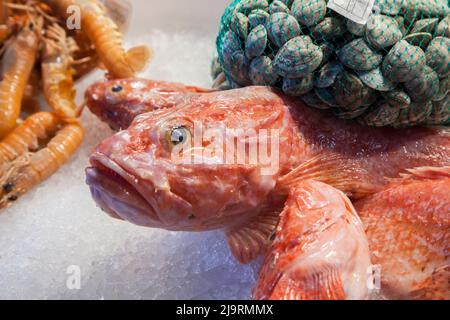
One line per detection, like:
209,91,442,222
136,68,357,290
231,12,249,40
360,86,379,107
362,102,401,127
404,65,440,102
211,56,222,79
365,14,403,50
319,42,335,66
375,0,402,16
433,75,449,101
381,89,412,109
311,17,347,41
291,0,327,27
410,18,439,34
334,105,369,120
333,70,364,109
245,25,268,59
425,96,450,125
395,16,408,36
382,40,427,82
403,32,433,49
315,87,339,107
401,0,450,23
314,61,343,88
426,37,450,77
436,15,450,38
248,9,270,29
227,51,252,86
282,74,314,96
301,91,332,109
236,0,269,14
280,0,294,6
266,12,301,47
392,100,433,127
273,36,323,78
347,19,366,36
220,30,243,70
249,56,279,85
356,67,396,91
338,38,383,71
269,0,290,14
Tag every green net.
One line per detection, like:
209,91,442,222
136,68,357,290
213,0,449,127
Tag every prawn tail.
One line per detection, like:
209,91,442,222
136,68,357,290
126,45,151,73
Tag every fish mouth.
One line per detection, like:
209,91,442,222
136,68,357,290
86,153,163,228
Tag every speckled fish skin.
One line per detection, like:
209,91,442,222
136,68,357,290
354,167,450,300
86,82,450,299
85,78,211,130
253,181,372,300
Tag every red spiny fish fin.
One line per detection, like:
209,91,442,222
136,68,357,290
389,166,450,183
268,264,346,300
410,266,450,300
277,153,379,199
126,45,151,73
226,209,280,264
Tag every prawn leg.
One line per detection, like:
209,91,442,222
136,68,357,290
253,180,372,300
42,23,79,119
355,167,450,300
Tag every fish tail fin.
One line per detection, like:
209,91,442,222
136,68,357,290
392,166,450,182
126,45,151,73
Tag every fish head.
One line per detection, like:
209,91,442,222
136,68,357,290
86,87,287,231
85,78,151,130
85,78,210,130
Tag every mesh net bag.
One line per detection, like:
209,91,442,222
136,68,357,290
213,0,450,127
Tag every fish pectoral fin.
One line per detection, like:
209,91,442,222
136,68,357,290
277,153,379,199
225,209,280,264
253,181,372,300
264,264,347,300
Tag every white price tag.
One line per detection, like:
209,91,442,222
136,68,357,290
327,0,376,25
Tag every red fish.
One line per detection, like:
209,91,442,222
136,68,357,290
85,80,450,299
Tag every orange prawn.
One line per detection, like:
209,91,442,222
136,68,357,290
42,23,79,119
43,0,151,78
0,112,84,208
0,16,42,138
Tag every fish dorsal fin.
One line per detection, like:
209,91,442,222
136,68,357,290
277,153,379,199
390,166,450,183
226,209,280,264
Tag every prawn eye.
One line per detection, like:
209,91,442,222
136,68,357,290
111,84,123,93
170,126,190,145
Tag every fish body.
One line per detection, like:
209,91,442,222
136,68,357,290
85,80,450,299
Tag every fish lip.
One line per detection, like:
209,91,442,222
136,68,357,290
87,152,163,227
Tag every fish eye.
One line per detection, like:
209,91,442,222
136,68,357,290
170,126,190,145
111,84,123,93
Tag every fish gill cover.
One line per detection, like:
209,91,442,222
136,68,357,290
214,0,450,127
